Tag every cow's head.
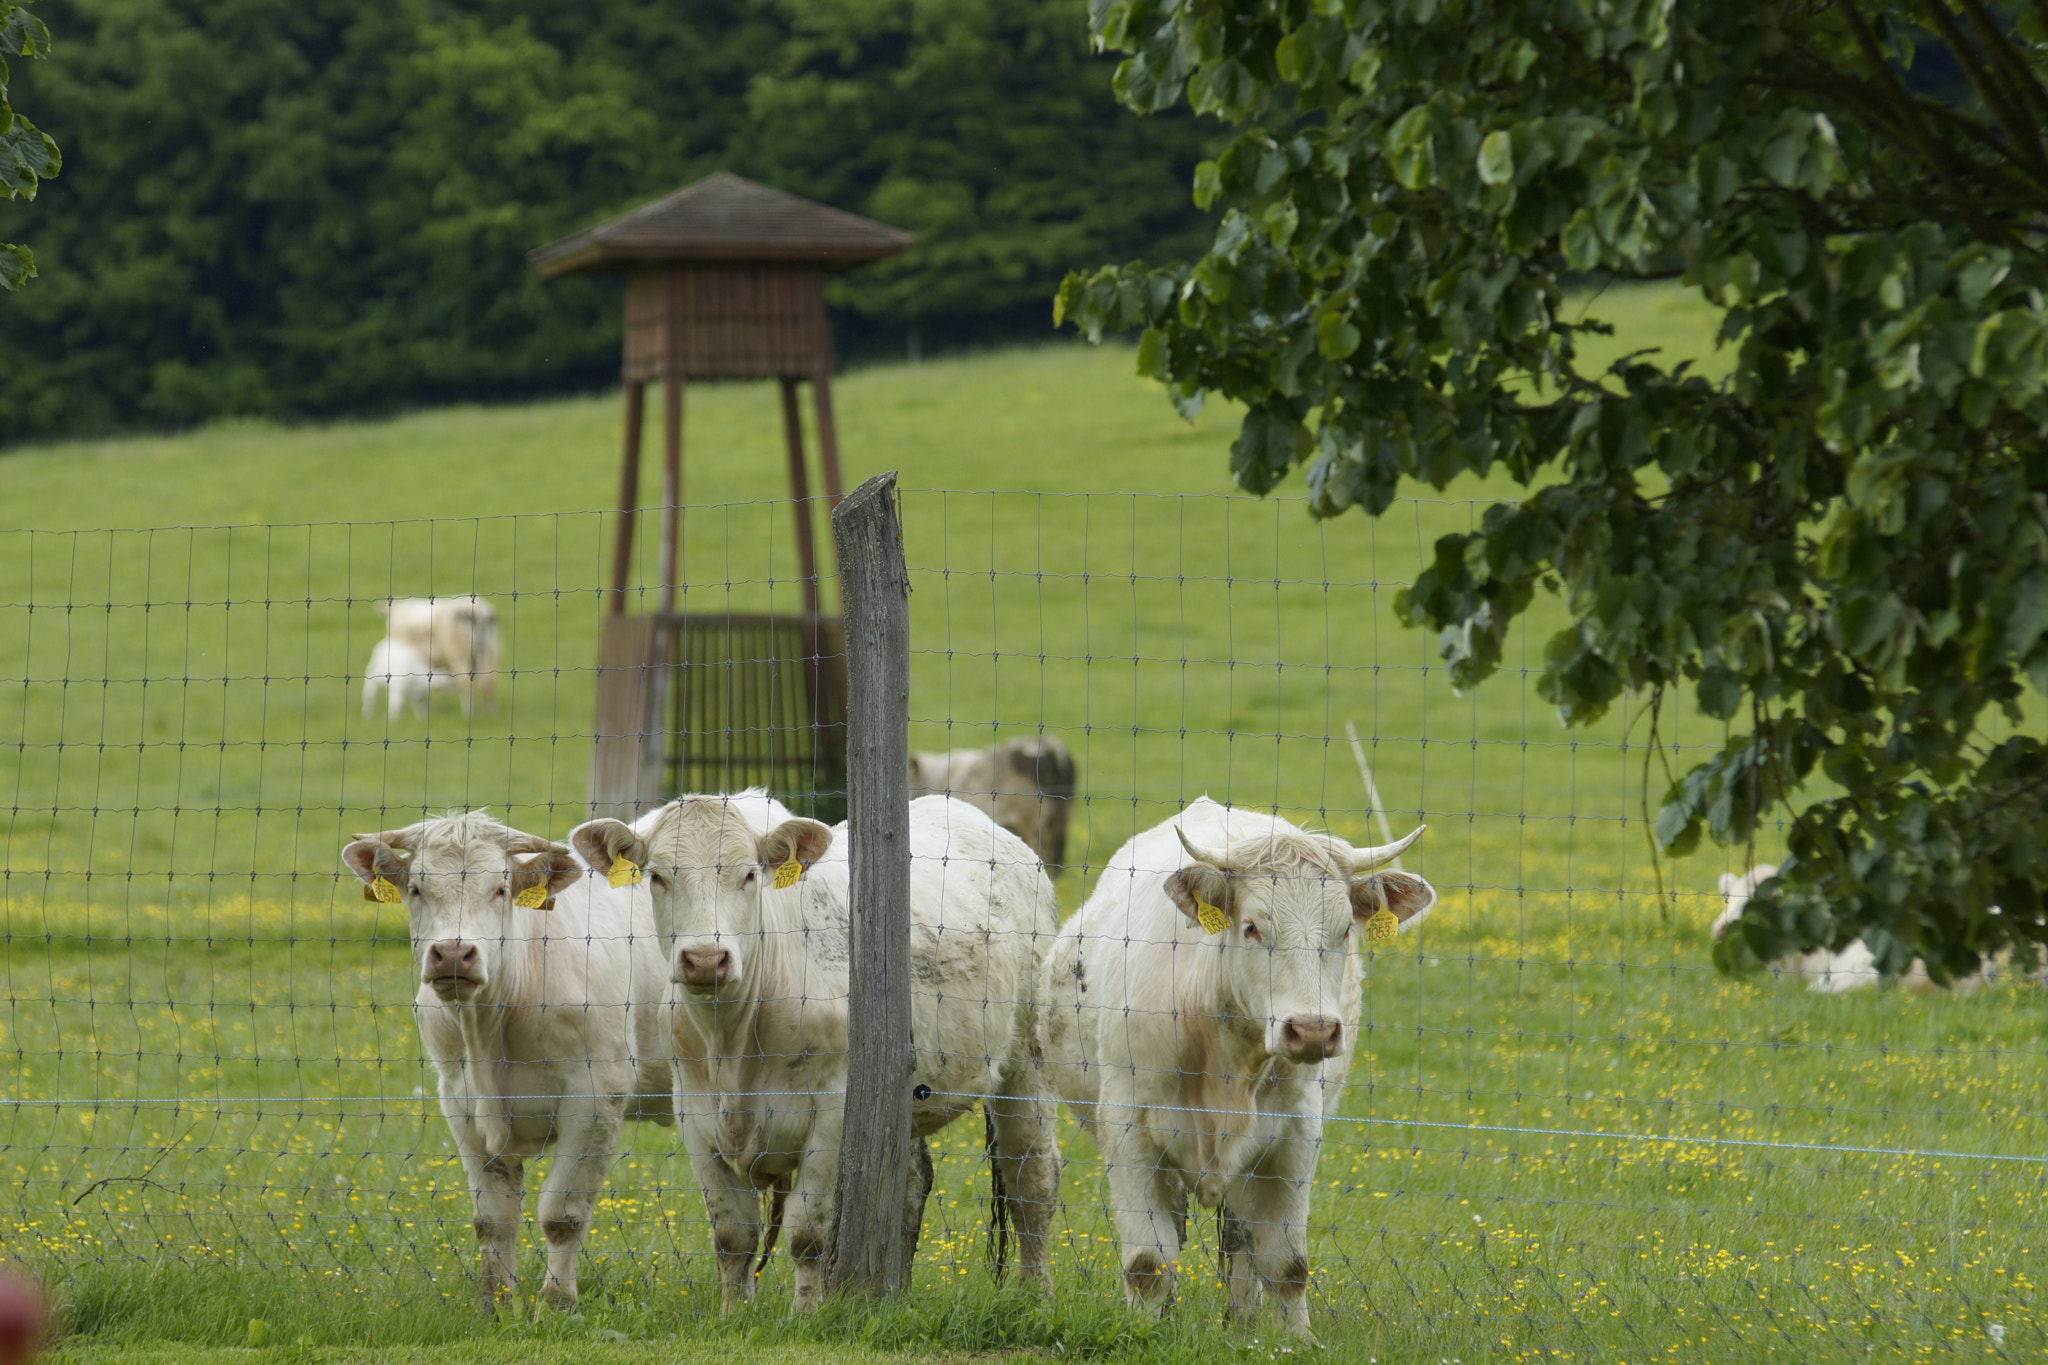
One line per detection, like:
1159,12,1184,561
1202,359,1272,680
342,812,582,1003
571,795,832,998
1712,865,1778,942
1164,822,1435,1066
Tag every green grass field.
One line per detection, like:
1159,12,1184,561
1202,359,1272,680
4,286,2044,1363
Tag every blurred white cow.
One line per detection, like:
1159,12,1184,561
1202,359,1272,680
382,596,499,715
361,637,440,720
571,791,1061,1315
1714,864,1996,993
1037,797,1435,1342
908,734,1076,870
341,812,672,1311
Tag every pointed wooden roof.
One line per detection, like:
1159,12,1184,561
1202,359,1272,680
528,172,914,277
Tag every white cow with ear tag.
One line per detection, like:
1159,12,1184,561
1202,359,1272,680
569,790,1062,1315
1037,796,1435,1343
340,811,672,1313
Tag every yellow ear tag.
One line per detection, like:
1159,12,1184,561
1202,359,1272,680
607,855,641,889
1196,899,1229,935
1365,906,1401,941
773,857,803,890
513,882,549,909
369,875,402,905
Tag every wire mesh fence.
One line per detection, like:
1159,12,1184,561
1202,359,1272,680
2,489,2043,1359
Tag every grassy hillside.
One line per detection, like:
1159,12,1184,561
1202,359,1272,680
5,285,2044,1364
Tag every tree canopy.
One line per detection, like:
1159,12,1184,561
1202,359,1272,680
0,0,1208,441
0,0,58,290
1059,0,2048,979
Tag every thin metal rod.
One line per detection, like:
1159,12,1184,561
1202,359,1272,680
659,373,684,616
781,376,821,618
609,381,646,615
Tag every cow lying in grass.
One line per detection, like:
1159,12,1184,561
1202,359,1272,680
1038,797,1434,1343
571,791,1061,1314
342,812,672,1311
1714,864,2001,993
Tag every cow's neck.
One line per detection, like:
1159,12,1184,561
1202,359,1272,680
677,888,810,1090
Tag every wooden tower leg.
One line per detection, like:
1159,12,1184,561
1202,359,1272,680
781,376,821,618
659,373,684,616
610,380,646,614
812,368,846,511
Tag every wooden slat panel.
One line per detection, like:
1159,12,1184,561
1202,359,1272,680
587,613,669,820
621,265,832,381
661,612,847,820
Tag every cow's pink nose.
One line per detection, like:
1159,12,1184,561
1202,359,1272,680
426,940,479,977
1281,1016,1342,1062
677,948,731,987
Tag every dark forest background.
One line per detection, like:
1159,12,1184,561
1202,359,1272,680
0,0,1212,443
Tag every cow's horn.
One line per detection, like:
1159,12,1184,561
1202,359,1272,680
1345,824,1426,873
504,831,563,856
1174,825,1236,871
351,826,418,852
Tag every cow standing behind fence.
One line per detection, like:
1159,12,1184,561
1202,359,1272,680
341,813,673,1311
571,791,1062,1314
381,596,499,715
908,735,1075,870
1038,797,1434,1343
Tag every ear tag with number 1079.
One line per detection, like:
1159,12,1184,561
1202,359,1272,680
773,858,803,890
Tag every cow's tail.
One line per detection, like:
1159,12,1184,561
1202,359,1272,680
984,1106,1011,1283
755,1176,791,1280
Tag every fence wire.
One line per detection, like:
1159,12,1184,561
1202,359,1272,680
2,490,2042,1360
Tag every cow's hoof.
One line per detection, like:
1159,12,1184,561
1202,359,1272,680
540,1284,578,1311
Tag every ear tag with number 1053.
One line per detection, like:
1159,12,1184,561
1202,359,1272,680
1364,906,1401,941
773,857,803,890
1196,900,1229,935
367,876,402,905
608,856,641,889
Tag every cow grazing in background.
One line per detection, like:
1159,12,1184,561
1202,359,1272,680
571,791,1062,1315
342,812,672,1311
381,596,499,715
908,734,1076,870
361,636,440,720
1037,797,1435,1343
1715,864,2002,993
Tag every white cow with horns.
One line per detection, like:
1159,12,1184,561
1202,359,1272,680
570,790,1062,1314
1037,797,1436,1342
341,812,672,1311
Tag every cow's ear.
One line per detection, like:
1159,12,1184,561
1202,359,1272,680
571,819,648,879
511,849,581,909
759,818,833,876
342,837,409,887
1165,863,1233,932
1351,870,1436,938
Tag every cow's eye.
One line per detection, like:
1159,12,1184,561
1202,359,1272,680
1242,922,1262,943
741,868,757,889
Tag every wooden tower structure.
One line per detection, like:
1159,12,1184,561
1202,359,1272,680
530,172,914,820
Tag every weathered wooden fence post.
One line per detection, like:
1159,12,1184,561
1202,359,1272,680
825,470,914,1297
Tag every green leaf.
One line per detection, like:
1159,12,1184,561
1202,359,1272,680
1476,129,1515,187
0,239,32,290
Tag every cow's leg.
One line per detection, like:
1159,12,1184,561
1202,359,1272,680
1098,1112,1183,1316
534,1099,625,1309
463,1149,525,1313
783,1138,839,1313
688,1138,762,1315
1217,1202,1261,1322
1229,1157,1319,1343
897,1136,935,1288
986,1075,1062,1289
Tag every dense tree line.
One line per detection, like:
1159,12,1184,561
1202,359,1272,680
0,0,1209,442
